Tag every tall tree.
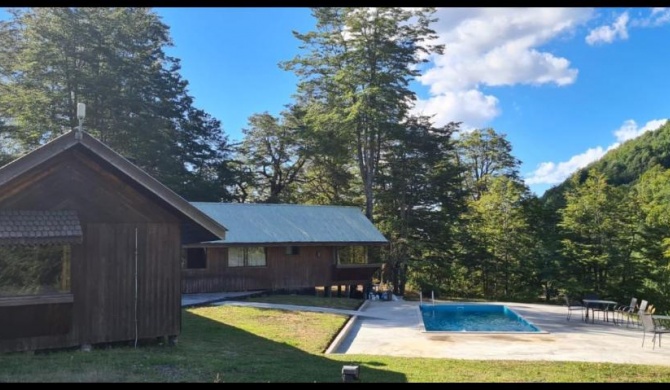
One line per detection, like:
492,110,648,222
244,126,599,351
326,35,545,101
524,195,564,302
633,165,670,308
558,169,635,296
282,7,443,221
0,7,234,198
456,128,522,201
464,176,533,299
236,110,308,203
376,117,464,296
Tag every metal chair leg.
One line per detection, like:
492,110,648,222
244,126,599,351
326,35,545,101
652,334,657,350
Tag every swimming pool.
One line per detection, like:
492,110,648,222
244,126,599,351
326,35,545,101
419,303,543,333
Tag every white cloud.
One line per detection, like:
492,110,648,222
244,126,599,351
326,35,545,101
587,8,670,46
525,147,606,185
585,11,629,45
525,118,668,186
413,8,593,128
613,118,668,143
634,7,670,27
413,90,499,130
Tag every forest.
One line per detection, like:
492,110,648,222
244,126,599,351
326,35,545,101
1,8,669,313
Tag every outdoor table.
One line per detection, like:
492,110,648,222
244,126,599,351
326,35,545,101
582,299,617,324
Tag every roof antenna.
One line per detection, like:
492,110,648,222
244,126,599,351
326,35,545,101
75,102,85,140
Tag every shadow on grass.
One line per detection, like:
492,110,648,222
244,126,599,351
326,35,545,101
178,309,407,383
0,309,407,383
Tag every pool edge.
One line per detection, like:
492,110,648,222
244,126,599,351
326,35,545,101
419,303,549,334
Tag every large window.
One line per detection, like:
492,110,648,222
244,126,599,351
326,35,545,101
337,246,367,264
183,248,207,269
228,247,266,267
0,244,71,297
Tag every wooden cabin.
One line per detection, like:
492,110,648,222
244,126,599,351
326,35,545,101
0,130,227,353
181,203,389,297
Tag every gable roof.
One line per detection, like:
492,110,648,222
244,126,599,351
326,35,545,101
0,210,83,246
0,130,227,240
189,202,389,246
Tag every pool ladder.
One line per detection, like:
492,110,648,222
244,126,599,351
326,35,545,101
419,291,436,306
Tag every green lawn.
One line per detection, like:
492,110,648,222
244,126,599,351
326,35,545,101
1,295,669,382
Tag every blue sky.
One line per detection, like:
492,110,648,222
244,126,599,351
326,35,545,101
4,8,670,196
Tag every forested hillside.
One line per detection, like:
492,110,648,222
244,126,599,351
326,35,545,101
543,120,670,209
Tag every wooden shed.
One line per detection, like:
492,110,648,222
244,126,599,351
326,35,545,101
181,203,389,296
0,129,227,353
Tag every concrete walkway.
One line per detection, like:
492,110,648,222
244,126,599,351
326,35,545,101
181,291,264,307
211,300,387,318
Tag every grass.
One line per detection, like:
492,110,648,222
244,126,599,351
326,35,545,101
1,294,670,382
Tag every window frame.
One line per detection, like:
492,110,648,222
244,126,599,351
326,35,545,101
227,246,267,268
336,246,368,265
0,243,73,298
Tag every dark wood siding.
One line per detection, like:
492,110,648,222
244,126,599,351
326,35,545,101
265,246,332,289
0,147,183,353
183,246,378,293
0,299,73,340
183,246,335,292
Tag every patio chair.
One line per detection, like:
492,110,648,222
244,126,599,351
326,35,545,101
640,313,670,349
632,300,649,327
564,295,586,321
615,297,637,327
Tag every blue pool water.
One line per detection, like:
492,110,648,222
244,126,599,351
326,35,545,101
420,304,541,333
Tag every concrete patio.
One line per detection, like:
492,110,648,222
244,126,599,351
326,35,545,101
330,299,670,366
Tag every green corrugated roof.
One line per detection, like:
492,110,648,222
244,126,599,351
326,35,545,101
190,203,389,245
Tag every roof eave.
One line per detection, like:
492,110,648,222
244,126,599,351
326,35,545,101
78,132,227,239
184,240,389,248
0,130,227,240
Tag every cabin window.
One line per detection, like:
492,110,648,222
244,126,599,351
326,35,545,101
0,244,72,297
184,248,207,269
247,247,266,266
228,247,245,267
228,247,266,267
285,246,300,255
337,246,367,264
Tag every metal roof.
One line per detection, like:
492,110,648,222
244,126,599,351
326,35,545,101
0,210,83,245
190,203,389,245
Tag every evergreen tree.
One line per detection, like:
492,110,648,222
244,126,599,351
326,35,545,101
0,7,234,199
282,7,443,221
